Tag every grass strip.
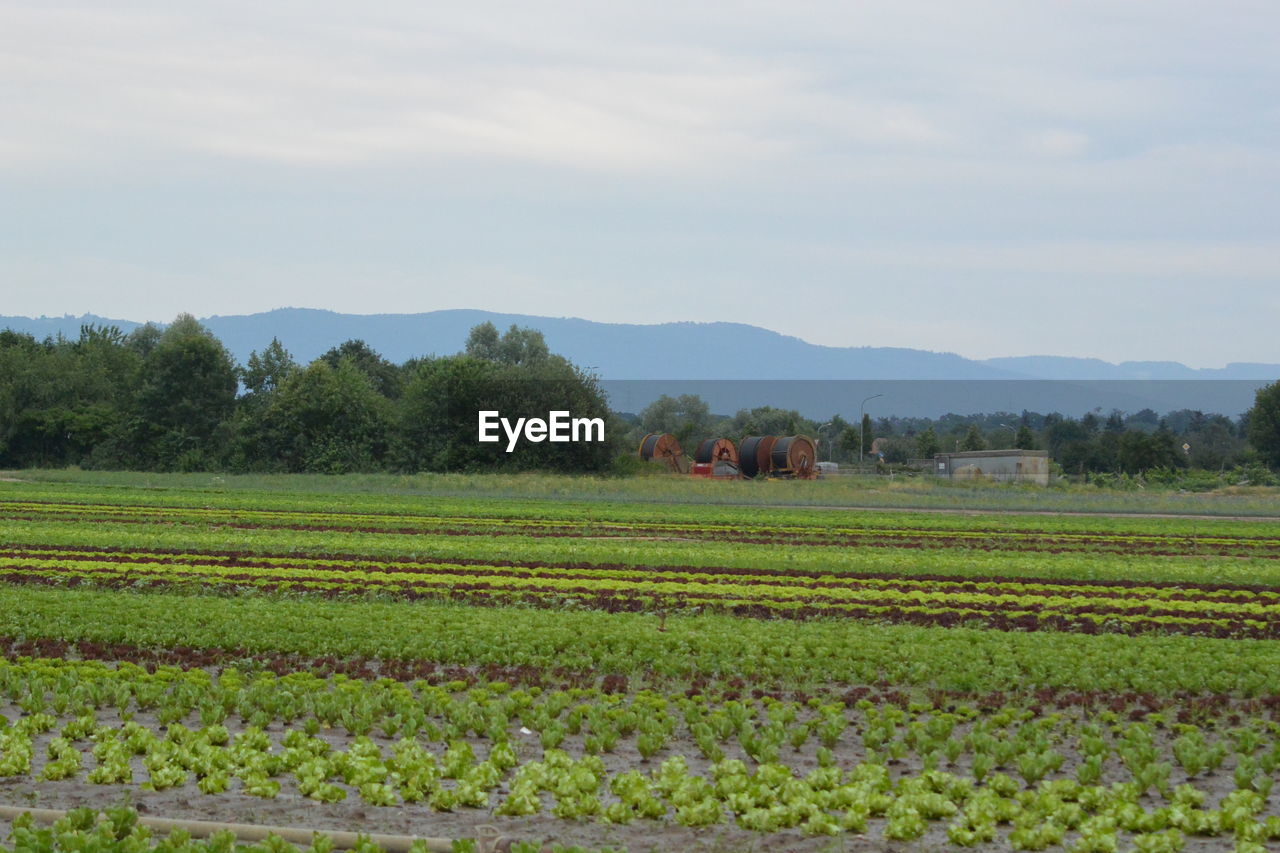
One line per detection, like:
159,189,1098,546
11,468,1280,516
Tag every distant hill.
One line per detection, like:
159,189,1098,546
4,309,1275,418
7,308,1278,380
980,355,1280,381
0,308,1016,380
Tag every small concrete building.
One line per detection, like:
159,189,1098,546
933,450,1050,485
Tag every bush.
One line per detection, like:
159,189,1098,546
1227,463,1278,486
608,454,661,478
1087,471,1142,491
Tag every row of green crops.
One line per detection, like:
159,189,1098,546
0,808,606,853
7,485,1280,540
1,586,1278,697
9,501,1280,559
8,517,1280,590
4,658,1280,849
4,545,1280,639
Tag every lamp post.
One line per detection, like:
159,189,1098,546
998,423,1016,447
818,422,833,463
859,394,883,468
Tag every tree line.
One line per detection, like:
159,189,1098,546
0,317,616,474
631,388,1280,482
5,314,1280,482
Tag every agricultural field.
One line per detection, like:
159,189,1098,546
2,474,1280,851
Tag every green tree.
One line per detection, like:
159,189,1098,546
1153,421,1185,469
1115,426,1181,474
640,394,713,448
320,340,401,399
125,323,164,358
262,359,391,473
1127,408,1160,431
396,324,615,474
394,355,499,473
1046,419,1092,473
132,315,237,469
915,426,940,459
485,356,616,472
242,338,298,397
730,406,807,439
1094,430,1122,472
230,338,299,471
1013,424,1036,450
1118,430,1162,474
496,325,550,367
861,413,873,455
959,424,986,452
0,326,144,469
63,325,144,467
1247,381,1280,467
465,323,551,367
0,331,48,466
464,322,501,361
1188,418,1240,470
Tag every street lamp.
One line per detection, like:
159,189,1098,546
859,394,883,467
818,422,834,463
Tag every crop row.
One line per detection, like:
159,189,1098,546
3,545,1279,640
1,585,1277,698
0,809,608,853
6,499,1280,558
5,632,1276,724
10,517,1280,592
4,659,1280,849
11,484,1280,538
13,543,1280,596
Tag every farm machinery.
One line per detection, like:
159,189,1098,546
638,433,817,479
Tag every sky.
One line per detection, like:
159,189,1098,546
2,1,1278,367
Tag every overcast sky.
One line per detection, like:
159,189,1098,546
2,1,1278,366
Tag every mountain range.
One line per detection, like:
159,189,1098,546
4,309,1274,418
5,308,1277,381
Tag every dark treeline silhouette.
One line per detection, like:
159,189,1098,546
0,316,617,474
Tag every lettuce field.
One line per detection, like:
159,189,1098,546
2,477,1280,851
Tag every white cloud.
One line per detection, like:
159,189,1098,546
1,0,1278,365
11,0,1263,175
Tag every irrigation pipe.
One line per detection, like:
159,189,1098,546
0,806,524,853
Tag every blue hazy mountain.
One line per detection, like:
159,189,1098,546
6,308,1277,380
0,309,1012,379
981,356,1280,381
4,309,1275,417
